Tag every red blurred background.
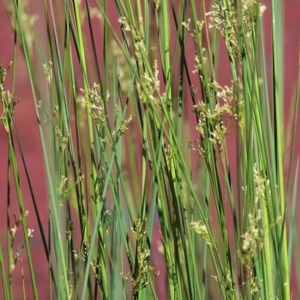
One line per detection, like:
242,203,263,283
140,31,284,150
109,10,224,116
0,1,300,299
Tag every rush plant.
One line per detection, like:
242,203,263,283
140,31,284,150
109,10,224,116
1,0,299,299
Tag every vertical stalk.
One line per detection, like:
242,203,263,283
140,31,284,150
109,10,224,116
271,1,290,299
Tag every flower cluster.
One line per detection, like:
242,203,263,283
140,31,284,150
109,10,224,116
238,211,262,295
193,81,242,153
77,84,107,132
122,218,159,295
9,211,34,272
190,220,213,248
6,0,39,53
136,59,165,108
206,0,266,60
0,63,19,134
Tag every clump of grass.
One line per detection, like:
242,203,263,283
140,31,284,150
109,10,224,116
1,0,299,299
